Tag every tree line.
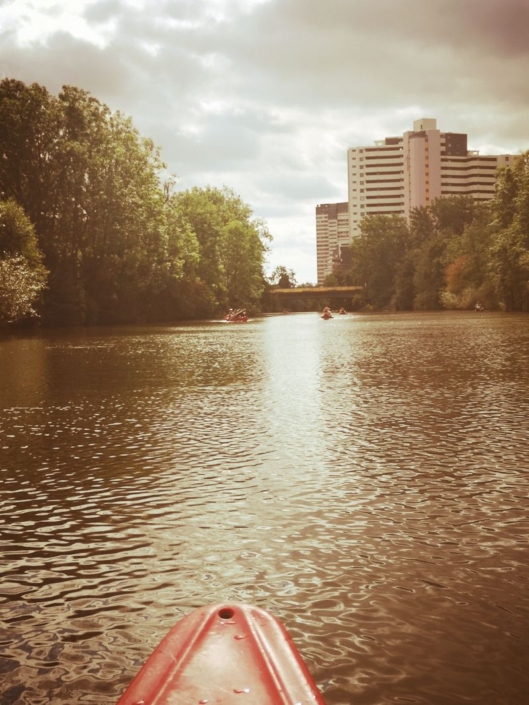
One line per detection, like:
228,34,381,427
0,79,272,326
2,77,527,324
327,156,529,312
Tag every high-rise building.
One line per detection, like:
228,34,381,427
315,202,349,285
316,119,515,284
347,118,515,240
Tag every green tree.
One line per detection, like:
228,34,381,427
0,79,271,323
349,214,408,310
488,153,529,311
269,265,297,288
0,256,47,323
0,79,185,324
413,234,447,310
440,205,496,309
173,186,270,316
413,196,480,310
0,198,45,270
222,220,267,309
430,195,476,236
393,252,417,310
0,199,47,324
390,206,436,310
0,80,62,234
493,165,519,229
54,86,170,324
150,195,201,320
488,226,529,311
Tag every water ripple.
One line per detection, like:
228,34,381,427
1,314,529,703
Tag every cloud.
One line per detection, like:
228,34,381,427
1,0,528,282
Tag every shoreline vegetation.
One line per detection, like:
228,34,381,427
1,78,528,329
326,178,529,314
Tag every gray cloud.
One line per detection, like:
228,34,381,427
0,0,528,281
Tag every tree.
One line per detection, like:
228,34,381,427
269,265,297,288
493,165,519,229
0,79,195,324
173,186,270,316
413,234,447,310
349,215,408,310
0,79,274,324
148,196,201,320
430,195,476,236
488,153,529,311
393,252,417,310
0,198,45,270
408,206,435,249
488,226,529,311
0,79,62,234
0,256,47,323
53,86,171,324
222,220,268,309
0,199,47,324
412,197,481,310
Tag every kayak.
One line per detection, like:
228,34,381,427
117,602,326,704
225,308,247,323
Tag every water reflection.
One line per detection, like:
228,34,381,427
1,313,529,704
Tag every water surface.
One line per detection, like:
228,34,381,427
1,312,529,704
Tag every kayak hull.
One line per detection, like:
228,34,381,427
117,603,325,704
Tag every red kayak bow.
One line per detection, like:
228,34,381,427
117,603,325,704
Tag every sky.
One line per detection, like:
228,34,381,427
1,0,528,284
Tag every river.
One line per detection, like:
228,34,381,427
1,311,529,704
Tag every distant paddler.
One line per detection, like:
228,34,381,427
225,308,247,322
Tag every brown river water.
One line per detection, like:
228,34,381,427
1,311,528,704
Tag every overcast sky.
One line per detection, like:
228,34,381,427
1,0,528,283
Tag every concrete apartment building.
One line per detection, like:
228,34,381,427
315,202,349,285
316,118,515,284
347,117,514,239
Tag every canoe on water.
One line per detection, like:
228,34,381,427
117,602,326,704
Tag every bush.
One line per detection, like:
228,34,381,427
0,255,47,323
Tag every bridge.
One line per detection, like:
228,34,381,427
270,285,362,301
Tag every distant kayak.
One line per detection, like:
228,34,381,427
117,603,326,704
225,308,248,323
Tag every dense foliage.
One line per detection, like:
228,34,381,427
0,79,270,325
330,159,529,312
0,199,47,323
